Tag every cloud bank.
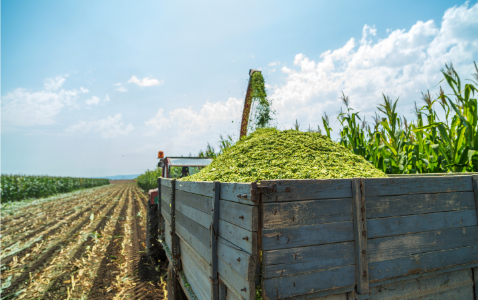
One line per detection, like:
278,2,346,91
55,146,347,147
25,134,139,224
66,114,134,139
128,76,163,87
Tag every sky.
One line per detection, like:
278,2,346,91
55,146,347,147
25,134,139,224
2,0,478,177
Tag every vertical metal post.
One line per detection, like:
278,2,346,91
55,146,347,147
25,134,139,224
352,178,369,299
472,175,478,300
157,177,163,240
211,181,221,300
170,179,180,299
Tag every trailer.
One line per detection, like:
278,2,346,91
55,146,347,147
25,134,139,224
146,174,478,300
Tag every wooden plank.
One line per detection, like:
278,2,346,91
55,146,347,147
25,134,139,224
367,191,476,219
161,178,173,188
369,268,474,299
263,242,355,279
352,178,369,296
369,245,478,282
161,185,172,204
180,236,211,276
364,176,473,197
164,219,172,252
176,222,212,265
176,201,211,229
177,189,213,215
176,180,215,197
263,198,352,229
219,219,256,254
218,254,255,300
211,181,221,300
262,221,354,251
220,182,255,205
220,199,258,231
176,211,210,249
162,208,172,225
181,250,212,300
283,287,352,300
161,200,171,215
368,226,478,263
367,210,478,239
260,179,352,202
218,238,256,281
262,265,356,300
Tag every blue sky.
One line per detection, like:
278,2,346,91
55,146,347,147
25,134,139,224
2,0,478,177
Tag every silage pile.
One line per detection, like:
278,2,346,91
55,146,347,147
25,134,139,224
183,128,385,183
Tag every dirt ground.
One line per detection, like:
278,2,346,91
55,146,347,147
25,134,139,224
110,179,137,184
1,183,166,299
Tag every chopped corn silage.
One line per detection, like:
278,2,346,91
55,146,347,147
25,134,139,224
183,128,385,182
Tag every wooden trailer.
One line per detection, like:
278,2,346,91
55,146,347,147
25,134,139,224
151,174,478,300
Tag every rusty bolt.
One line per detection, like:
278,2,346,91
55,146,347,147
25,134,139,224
243,237,249,241
363,271,368,276
241,288,247,292
239,216,244,220
362,250,366,255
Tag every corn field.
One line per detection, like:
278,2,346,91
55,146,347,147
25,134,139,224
136,168,162,191
1,175,110,202
322,63,478,174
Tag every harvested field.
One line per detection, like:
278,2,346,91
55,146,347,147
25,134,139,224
1,183,166,300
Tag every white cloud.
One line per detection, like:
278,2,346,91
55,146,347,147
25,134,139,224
86,96,100,106
86,94,110,106
268,62,279,66
113,83,128,92
269,2,478,131
128,76,163,87
2,76,88,127
44,74,69,91
65,114,134,138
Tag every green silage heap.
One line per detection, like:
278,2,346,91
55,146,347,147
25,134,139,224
183,128,385,182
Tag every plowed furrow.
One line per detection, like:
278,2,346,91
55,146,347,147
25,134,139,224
1,188,120,265
37,186,129,300
1,187,125,299
1,189,113,249
1,186,113,226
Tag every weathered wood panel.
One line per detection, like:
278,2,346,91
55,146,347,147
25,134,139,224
161,200,171,215
368,226,478,263
263,242,355,278
369,245,478,282
176,222,211,265
260,179,352,202
176,211,210,249
366,191,476,218
263,198,352,229
262,221,354,250
364,176,473,197
218,238,256,281
263,241,354,266
164,219,172,254
367,210,477,239
220,182,254,205
161,178,173,188
182,251,211,300
180,237,211,275
218,255,255,300
473,267,478,300
176,201,211,229
219,219,256,254
219,199,258,231
368,268,474,300
161,185,172,204
176,189,212,215
262,265,355,300
176,180,215,197
162,207,172,225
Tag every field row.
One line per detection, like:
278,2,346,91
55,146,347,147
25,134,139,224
1,183,166,300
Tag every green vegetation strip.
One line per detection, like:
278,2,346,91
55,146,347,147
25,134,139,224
184,128,384,183
1,175,110,202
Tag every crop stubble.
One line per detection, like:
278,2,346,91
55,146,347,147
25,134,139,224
1,183,167,300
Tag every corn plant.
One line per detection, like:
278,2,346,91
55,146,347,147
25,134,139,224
337,62,478,174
